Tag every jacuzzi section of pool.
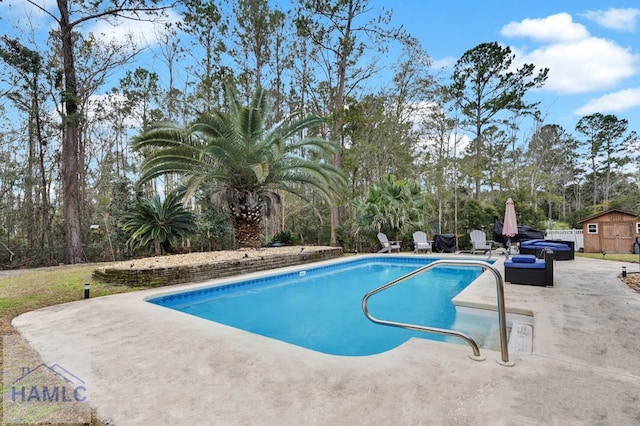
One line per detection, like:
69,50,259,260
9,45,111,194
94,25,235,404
148,256,501,356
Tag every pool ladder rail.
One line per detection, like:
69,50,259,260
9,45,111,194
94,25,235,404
362,259,514,367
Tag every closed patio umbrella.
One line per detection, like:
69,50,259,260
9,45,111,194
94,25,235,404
503,198,518,253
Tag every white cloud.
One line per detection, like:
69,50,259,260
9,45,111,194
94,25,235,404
574,88,640,115
0,0,57,17
582,8,640,32
0,0,60,35
501,13,589,43
0,2,182,50
430,56,456,70
85,10,181,49
452,133,471,155
519,38,638,94
503,13,639,95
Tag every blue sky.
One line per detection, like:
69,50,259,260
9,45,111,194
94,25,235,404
1,0,638,137
386,0,640,134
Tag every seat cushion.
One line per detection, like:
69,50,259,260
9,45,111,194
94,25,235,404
521,240,571,251
531,241,559,246
504,259,546,269
521,239,545,247
531,242,570,251
511,255,537,263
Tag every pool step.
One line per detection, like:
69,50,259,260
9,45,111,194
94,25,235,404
481,322,532,355
446,309,533,355
507,322,533,354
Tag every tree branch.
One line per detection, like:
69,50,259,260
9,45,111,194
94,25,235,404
24,0,60,24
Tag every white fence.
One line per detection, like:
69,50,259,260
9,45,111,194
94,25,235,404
545,229,583,251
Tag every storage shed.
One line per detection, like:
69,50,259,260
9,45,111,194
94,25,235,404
578,209,639,254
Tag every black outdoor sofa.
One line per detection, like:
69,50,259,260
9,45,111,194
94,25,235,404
504,250,554,287
519,239,575,260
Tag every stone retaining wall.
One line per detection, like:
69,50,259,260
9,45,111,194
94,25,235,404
92,247,343,287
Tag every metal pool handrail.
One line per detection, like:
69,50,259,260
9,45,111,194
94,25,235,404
362,259,513,366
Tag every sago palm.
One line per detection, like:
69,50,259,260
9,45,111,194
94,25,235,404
132,83,345,248
121,190,197,256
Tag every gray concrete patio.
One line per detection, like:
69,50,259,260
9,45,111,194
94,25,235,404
12,255,640,425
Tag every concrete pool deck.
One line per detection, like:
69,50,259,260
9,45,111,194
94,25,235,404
12,255,640,425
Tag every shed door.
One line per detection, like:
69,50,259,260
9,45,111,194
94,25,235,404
601,223,634,253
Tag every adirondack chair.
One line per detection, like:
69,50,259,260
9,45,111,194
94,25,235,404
412,231,432,253
377,232,401,253
469,230,494,254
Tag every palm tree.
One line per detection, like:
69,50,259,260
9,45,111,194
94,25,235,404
132,83,345,248
354,174,427,241
121,190,197,256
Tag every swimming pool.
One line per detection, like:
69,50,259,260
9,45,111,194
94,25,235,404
149,256,503,356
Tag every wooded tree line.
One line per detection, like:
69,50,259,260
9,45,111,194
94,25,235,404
0,0,638,267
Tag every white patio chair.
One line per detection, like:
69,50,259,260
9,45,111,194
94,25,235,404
469,230,494,254
412,231,432,254
377,232,401,253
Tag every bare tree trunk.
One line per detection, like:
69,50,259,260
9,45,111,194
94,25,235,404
26,103,36,246
58,0,83,263
328,2,355,246
591,156,597,207
475,120,482,200
34,77,54,258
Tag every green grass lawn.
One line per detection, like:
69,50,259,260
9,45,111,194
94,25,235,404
576,252,640,263
0,263,150,425
0,263,149,337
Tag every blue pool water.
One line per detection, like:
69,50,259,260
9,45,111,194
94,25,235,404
149,256,498,356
